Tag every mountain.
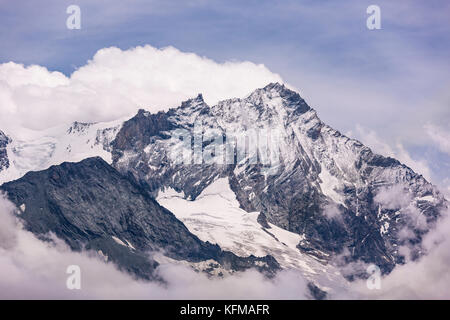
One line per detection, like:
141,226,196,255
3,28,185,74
0,82,447,288
0,119,123,184
0,130,10,171
110,83,447,274
156,176,347,292
0,157,279,280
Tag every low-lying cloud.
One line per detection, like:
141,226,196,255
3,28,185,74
2,190,450,299
425,123,450,157
0,195,312,299
345,207,450,299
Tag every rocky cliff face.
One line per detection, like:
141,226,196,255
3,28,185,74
0,157,279,280
0,83,447,281
0,130,10,172
110,83,447,274
0,119,123,185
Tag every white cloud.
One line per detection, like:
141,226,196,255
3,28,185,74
323,203,342,221
442,178,450,199
374,184,412,211
0,45,283,132
344,207,450,299
0,195,312,299
425,123,450,156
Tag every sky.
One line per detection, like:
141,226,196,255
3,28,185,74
1,1,450,299
0,0,449,192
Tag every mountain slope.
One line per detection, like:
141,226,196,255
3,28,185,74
0,157,279,280
157,177,347,290
0,83,447,278
111,83,447,273
0,119,123,184
0,130,10,171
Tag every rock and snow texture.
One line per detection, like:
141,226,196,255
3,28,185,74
0,130,11,171
158,177,346,290
1,157,280,281
111,83,447,273
0,119,123,184
0,82,447,280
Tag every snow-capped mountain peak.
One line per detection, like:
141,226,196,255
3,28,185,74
109,83,447,274
0,83,447,287
0,119,123,184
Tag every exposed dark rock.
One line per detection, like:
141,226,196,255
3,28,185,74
257,212,271,229
0,157,280,280
307,282,327,300
0,130,11,172
109,82,447,275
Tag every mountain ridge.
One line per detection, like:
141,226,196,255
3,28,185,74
0,156,280,280
0,83,447,278
110,82,447,273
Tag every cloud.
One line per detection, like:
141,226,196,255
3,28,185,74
2,188,450,299
323,203,343,221
425,123,450,156
373,184,412,211
374,185,430,242
442,178,450,199
326,181,450,299
0,45,283,133
0,195,313,299
343,207,450,299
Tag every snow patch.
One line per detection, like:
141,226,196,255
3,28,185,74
112,236,127,247
0,118,124,184
157,177,345,286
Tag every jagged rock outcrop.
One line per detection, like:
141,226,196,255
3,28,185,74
0,157,279,280
1,83,447,278
0,130,10,172
110,83,447,273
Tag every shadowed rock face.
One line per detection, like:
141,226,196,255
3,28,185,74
0,83,447,289
0,157,280,280
0,130,10,172
110,83,447,274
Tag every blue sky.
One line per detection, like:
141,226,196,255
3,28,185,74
2,1,449,80
0,0,449,191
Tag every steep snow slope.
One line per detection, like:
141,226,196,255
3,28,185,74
1,83,447,279
0,130,10,171
112,83,447,273
0,119,123,184
1,157,280,280
158,177,347,291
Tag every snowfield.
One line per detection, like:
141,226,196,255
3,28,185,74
157,177,346,290
0,119,124,184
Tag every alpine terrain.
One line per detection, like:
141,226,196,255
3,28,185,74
0,83,447,297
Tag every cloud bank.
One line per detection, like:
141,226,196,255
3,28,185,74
345,207,450,299
2,186,450,299
425,123,450,157
0,45,283,133
0,195,313,299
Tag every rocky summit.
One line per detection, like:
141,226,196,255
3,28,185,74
0,83,447,293
111,83,447,274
